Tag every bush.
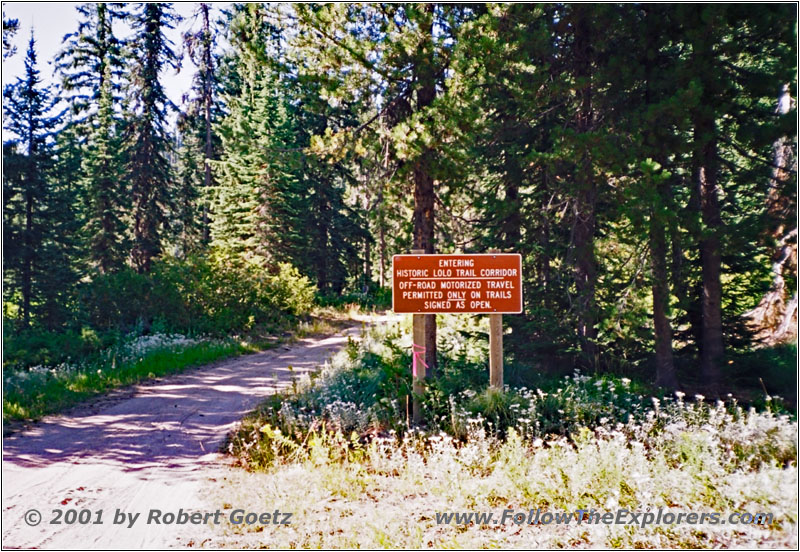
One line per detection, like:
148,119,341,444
2,324,118,370
315,286,392,310
79,267,163,332
6,255,318,370
3,333,251,421
269,263,316,317
228,320,797,475
78,255,317,337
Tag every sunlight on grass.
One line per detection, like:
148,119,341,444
215,322,798,548
3,337,250,423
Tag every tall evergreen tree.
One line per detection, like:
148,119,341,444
669,4,796,389
83,66,126,273
293,3,475,373
54,3,127,118
125,3,179,273
282,77,369,292
180,2,219,248
211,4,290,263
3,34,63,327
54,5,129,275
2,12,19,59
174,116,205,255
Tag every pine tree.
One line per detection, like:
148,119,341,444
2,13,19,59
54,3,127,118
283,78,369,292
611,4,687,388
293,3,475,373
52,4,128,276
668,4,797,389
174,116,205,255
40,124,83,329
125,3,179,273
2,33,64,327
181,2,217,246
211,4,286,263
84,66,126,273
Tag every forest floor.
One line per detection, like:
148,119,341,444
1,315,384,549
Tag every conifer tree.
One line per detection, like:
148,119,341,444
84,66,126,273
174,116,205,255
55,3,127,118
2,34,64,327
125,3,179,273
670,4,796,389
2,13,19,59
211,4,294,265
181,3,217,246
293,3,474,372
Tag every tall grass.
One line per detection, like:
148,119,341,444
3,335,263,422
220,320,797,548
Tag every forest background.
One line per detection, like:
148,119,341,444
2,3,797,405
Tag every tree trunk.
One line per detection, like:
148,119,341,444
201,3,213,245
540,171,551,306
572,7,598,369
412,159,435,250
644,11,677,388
775,292,798,341
363,233,371,293
651,198,677,388
316,202,329,291
379,213,385,289
745,85,797,343
502,148,523,249
22,190,33,327
413,156,437,376
22,113,37,327
686,16,725,392
697,124,724,390
745,228,798,342
412,3,438,376
685,166,706,356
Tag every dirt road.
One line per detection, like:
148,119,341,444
2,322,368,549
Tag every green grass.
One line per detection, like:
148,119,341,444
3,338,267,424
2,307,357,426
215,321,798,548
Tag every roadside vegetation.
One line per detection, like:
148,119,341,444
217,318,798,548
3,334,260,423
2,257,318,424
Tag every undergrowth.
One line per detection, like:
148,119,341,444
3,332,268,423
221,318,798,548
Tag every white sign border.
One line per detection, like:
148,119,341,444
391,253,524,315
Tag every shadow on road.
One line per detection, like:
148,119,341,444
3,329,361,473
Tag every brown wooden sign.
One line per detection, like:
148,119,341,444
392,253,523,314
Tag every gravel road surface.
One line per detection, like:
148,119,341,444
2,323,367,549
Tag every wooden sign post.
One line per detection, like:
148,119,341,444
410,249,426,425
489,313,503,388
393,251,523,422
488,250,503,389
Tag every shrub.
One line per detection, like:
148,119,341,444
269,263,316,317
228,320,797,477
6,255,317,370
78,256,316,337
315,286,392,310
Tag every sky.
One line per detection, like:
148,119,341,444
2,2,224,116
